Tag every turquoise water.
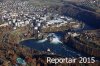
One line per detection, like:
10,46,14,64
17,58,26,65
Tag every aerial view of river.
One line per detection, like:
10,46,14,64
20,9,99,58
20,31,90,58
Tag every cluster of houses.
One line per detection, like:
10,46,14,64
1,10,83,31
0,0,47,14
0,0,84,33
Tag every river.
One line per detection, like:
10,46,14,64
20,31,90,58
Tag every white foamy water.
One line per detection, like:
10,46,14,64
38,38,47,43
37,33,62,44
50,36,62,44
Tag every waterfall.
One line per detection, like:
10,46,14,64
37,33,62,44
38,38,47,43
50,34,62,44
